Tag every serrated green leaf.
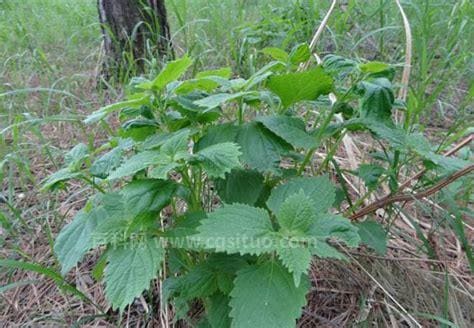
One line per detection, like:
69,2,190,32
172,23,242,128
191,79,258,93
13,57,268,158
195,142,242,178
216,169,265,206
311,240,346,260
267,176,336,215
230,261,308,328
92,252,107,281
206,293,232,328
120,179,176,216
168,254,247,303
363,121,471,172
90,147,123,179
105,238,164,312
175,78,222,94
166,211,207,250
196,67,232,79
108,151,167,180
176,68,231,94
236,122,290,173
261,47,289,62
64,143,88,167
276,244,311,287
161,129,190,159
257,115,316,149
267,67,333,108
143,131,175,150
173,265,219,300
277,191,315,233
85,96,150,124
323,55,357,75
358,78,394,124
357,220,387,255
194,92,255,110
356,164,385,190
289,43,311,65
359,61,390,74
149,161,181,179
195,123,240,152
41,168,82,190
54,208,105,274
310,214,360,247
142,55,193,91
195,204,275,255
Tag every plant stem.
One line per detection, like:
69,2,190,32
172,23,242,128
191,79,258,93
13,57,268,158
180,167,201,211
297,105,337,175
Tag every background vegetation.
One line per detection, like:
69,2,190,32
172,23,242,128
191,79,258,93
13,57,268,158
1,0,472,326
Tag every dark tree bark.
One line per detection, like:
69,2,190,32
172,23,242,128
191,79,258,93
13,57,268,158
97,0,172,79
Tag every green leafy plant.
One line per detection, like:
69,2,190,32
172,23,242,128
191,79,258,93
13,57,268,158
44,43,472,327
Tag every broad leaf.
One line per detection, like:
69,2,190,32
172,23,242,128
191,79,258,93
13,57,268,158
104,238,164,312
167,254,247,302
149,161,181,179
194,92,255,110
358,78,394,125
160,129,190,159
216,169,265,206
277,191,315,233
55,207,105,274
261,47,289,62
108,151,167,180
276,245,311,287
142,55,193,91
196,67,232,79
363,121,470,172
359,61,390,74
267,176,336,215
257,115,316,149
206,293,232,328
120,179,177,216
85,96,150,124
64,143,88,167
356,164,385,190
267,67,333,108
194,204,275,255
323,54,357,76
175,67,231,94
42,168,82,190
357,220,387,255
236,122,290,173
90,147,123,179
289,43,311,65
171,265,219,301
311,240,346,260
194,142,242,178
309,214,360,247
195,123,239,152
230,261,308,328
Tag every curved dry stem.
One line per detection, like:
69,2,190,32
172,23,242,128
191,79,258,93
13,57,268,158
300,0,337,71
395,0,413,102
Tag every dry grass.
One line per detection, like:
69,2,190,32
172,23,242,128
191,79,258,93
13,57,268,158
1,0,473,326
2,216,472,327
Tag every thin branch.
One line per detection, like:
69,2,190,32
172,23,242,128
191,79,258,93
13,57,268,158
349,164,474,221
398,134,473,191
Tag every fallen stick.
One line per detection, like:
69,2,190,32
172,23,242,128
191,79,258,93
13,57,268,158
349,164,474,221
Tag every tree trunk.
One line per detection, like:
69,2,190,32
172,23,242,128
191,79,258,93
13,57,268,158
97,0,172,80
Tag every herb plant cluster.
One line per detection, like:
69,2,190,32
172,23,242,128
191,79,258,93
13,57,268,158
45,43,471,327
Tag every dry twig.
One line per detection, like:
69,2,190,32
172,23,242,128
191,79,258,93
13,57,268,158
349,164,474,220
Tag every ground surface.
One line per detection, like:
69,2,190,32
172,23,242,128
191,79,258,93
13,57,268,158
1,0,473,327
